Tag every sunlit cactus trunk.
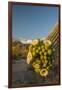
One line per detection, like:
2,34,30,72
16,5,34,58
46,24,60,65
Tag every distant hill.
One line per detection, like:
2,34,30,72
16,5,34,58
12,40,30,60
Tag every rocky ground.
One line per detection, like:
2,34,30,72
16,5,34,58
12,59,59,87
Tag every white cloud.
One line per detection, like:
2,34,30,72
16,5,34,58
19,37,32,44
26,40,32,44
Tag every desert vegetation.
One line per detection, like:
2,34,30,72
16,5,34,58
12,41,29,60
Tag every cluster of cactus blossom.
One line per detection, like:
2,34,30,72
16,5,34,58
27,39,55,77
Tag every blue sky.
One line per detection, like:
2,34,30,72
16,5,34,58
12,4,59,40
